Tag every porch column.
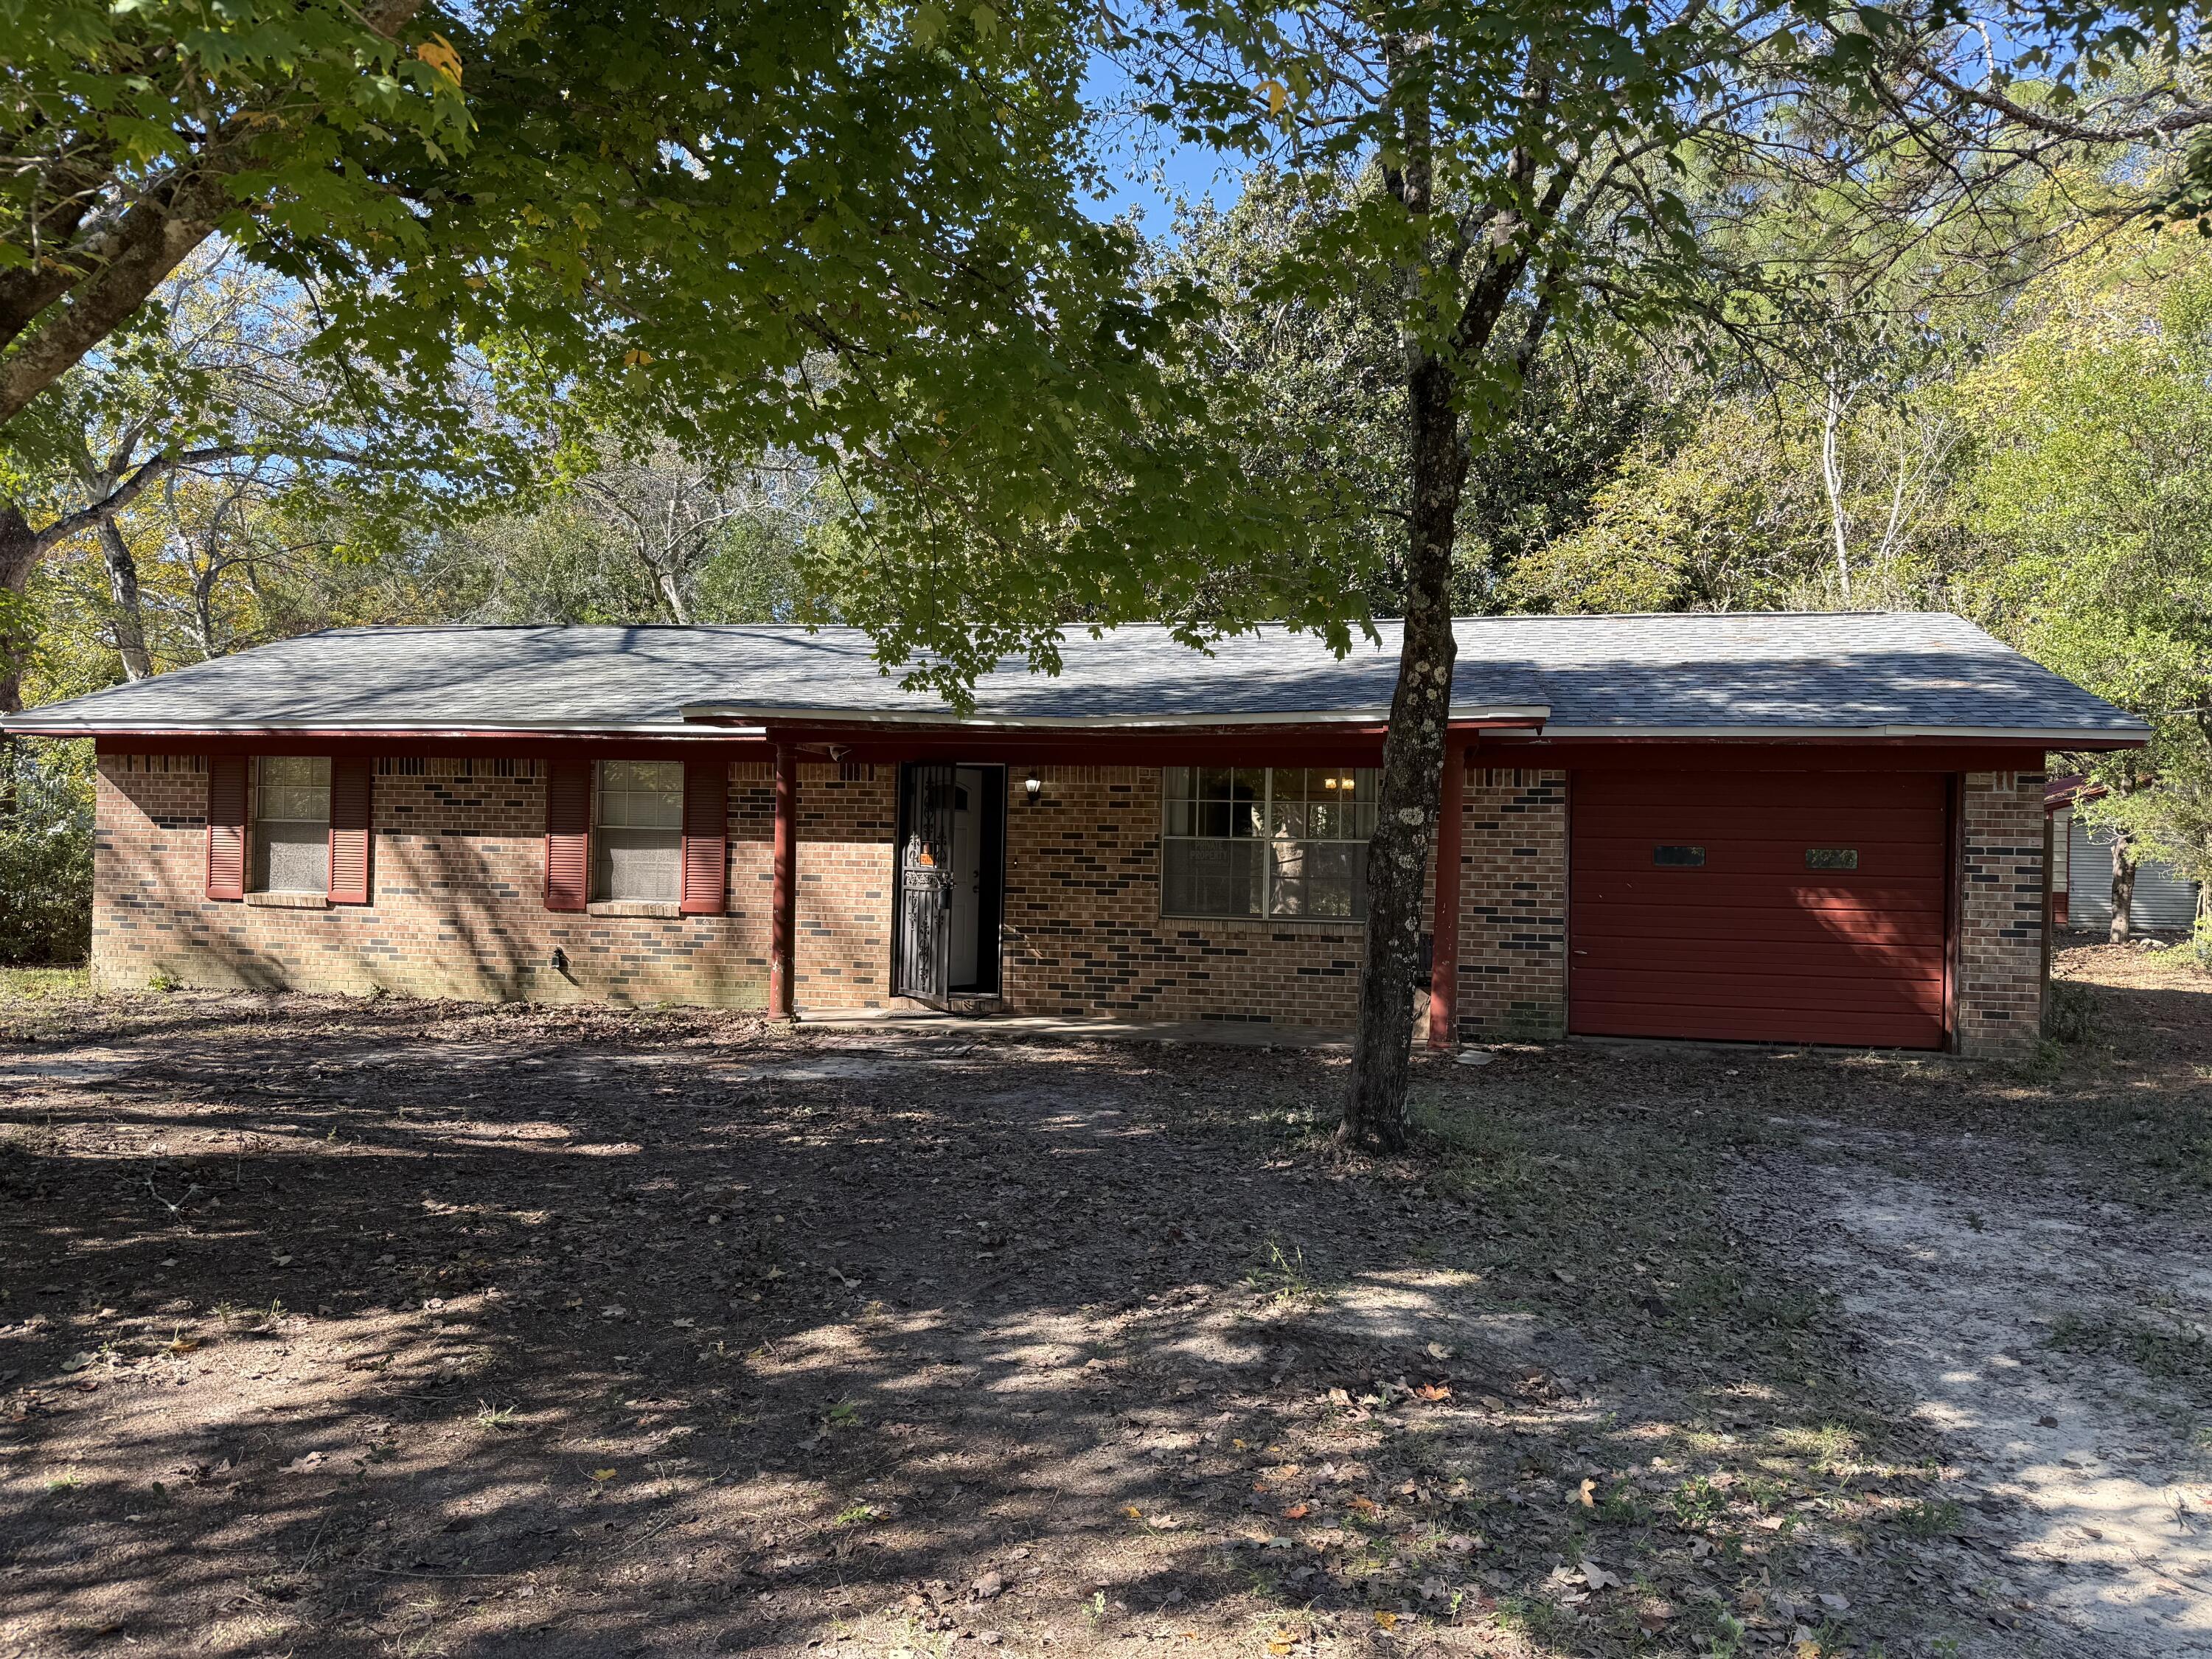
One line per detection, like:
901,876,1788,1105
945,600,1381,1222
770,742,796,1020
1427,739,1468,1049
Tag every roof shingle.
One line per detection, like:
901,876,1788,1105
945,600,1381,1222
0,612,2146,740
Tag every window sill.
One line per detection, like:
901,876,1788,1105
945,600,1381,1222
245,890,330,910
587,900,682,919
1159,912,1363,933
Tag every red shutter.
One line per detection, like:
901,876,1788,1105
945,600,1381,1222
680,759,728,915
545,759,591,912
206,755,247,901
328,757,373,905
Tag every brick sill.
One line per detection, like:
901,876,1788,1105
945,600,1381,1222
245,891,330,910
587,900,682,919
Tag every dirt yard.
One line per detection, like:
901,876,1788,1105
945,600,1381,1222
1,942,2207,1659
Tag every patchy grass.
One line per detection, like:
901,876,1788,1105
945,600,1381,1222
0,964,89,1001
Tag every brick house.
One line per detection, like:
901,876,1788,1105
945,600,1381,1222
3,613,2146,1057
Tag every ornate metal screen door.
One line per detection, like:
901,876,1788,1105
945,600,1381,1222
895,762,957,1005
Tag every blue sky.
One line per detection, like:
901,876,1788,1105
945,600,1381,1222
1078,52,1245,236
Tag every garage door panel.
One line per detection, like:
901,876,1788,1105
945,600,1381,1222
1573,840,1947,878
1573,967,1944,1015
1576,938,1946,976
1573,907,1947,947
1577,773,1947,810
1570,770,1949,1049
1571,807,1949,847
1570,1001,1946,1048
1571,875,1947,913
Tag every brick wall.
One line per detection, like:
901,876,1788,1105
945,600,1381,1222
93,755,893,1010
91,751,2045,1054
1000,766,1394,1026
1955,768,2048,1059
1454,768,1568,1040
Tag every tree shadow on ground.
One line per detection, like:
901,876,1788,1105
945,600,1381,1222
2,973,2203,1657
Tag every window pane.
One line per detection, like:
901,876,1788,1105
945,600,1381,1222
597,826,681,902
254,821,328,894
597,760,683,830
1267,839,1366,919
1198,765,1231,800
1269,798,1307,839
257,755,330,825
1164,838,1262,917
253,757,330,892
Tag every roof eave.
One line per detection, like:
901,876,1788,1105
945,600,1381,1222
1496,723,2149,746
0,720,770,741
681,703,1554,731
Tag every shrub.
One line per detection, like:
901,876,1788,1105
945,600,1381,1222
0,740,94,966
2042,978,2098,1043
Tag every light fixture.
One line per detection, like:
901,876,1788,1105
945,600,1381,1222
1024,771,1043,801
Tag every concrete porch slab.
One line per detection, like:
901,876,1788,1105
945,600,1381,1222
791,1007,1355,1049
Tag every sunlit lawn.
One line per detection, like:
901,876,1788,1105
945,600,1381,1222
0,964,90,999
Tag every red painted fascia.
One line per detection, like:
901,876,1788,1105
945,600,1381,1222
1481,738,2075,773
80,731,779,761
751,716,1545,766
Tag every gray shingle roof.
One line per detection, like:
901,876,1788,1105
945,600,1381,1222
1,612,2146,741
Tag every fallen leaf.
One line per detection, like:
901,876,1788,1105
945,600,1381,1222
589,1468,617,1481
1281,1503,1310,1520
1425,1341,1455,1360
1121,1505,1142,1519
1348,1495,1377,1515
1372,1610,1397,1631
1413,1383,1451,1402
1579,1560,1621,1590
1578,1478,1597,1507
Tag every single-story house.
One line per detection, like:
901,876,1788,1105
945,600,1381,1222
1,611,2147,1057
2046,775,2202,933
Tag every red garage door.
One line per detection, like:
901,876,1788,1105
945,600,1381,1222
1570,771,1949,1048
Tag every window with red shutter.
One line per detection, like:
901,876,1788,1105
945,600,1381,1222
328,757,373,904
545,759,591,911
206,756,247,901
680,760,728,914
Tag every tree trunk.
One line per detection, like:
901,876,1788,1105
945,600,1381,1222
2108,832,2137,945
99,518,155,680
1340,352,1467,1150
0,504,40,716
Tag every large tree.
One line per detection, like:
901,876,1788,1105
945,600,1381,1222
813,1,2212,1146
1,0,1181,705
1959,225,2212,939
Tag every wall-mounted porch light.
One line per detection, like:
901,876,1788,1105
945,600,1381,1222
1023,771,1043,801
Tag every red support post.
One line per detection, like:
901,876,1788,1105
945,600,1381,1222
770,744,796,1020
1427,740,1467,1049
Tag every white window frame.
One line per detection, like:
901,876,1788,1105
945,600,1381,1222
592,759,684,903
251,755,331,894
1160,765,1378,922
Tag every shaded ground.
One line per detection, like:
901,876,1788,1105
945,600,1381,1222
1,943,2206,1658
